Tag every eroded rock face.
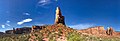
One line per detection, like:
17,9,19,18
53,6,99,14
13,27,31,34
78,26,106,35
31,26,45,32
54,7,65,25
106,27,115,35
5,30,14,34
78,26,120,38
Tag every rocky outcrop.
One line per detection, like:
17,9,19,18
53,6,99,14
106,27,115,35
29,24,74,41
54,7,65,25
5,26,46,34
78,26,106,35
14,27,31,34
0,32,4,34
5,27,31,34
31,26,46,32
78,26,120,38
5,30,14,34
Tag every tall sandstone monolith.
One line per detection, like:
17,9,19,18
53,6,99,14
54,7,65,25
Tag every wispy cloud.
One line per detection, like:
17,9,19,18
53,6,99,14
37,0,57,8
69,23,95,30
17,18,32,25
0,20,11,28
23,12,30,16
7,21,10,23
6,24,10,26
1,25,5,28
5,20,11,26
38,0,51,6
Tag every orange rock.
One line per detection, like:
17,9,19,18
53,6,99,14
106,27,114,35
54,7,65,25
78,26,106,35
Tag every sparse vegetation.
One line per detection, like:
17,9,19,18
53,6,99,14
0,24,120,41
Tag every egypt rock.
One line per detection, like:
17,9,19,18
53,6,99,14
54,7,65,25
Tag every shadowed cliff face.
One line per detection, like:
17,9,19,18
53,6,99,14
55,7,65,25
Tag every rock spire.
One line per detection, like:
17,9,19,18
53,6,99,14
54,7,65,25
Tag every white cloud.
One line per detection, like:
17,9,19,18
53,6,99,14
17,22,24,25
22,19,32,22
37,0,58,8
7,21,10,23
23,13,30,16
1,25,5,28
5,20,11,26
38,0,51,6
17,18,32,25
69,24,95,30
6,24,10,26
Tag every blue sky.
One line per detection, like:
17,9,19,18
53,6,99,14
0,0,120,32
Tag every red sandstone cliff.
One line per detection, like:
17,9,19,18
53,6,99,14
78,26,106,35
78,26,120,38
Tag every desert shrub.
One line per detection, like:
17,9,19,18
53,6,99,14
67,32,84,41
